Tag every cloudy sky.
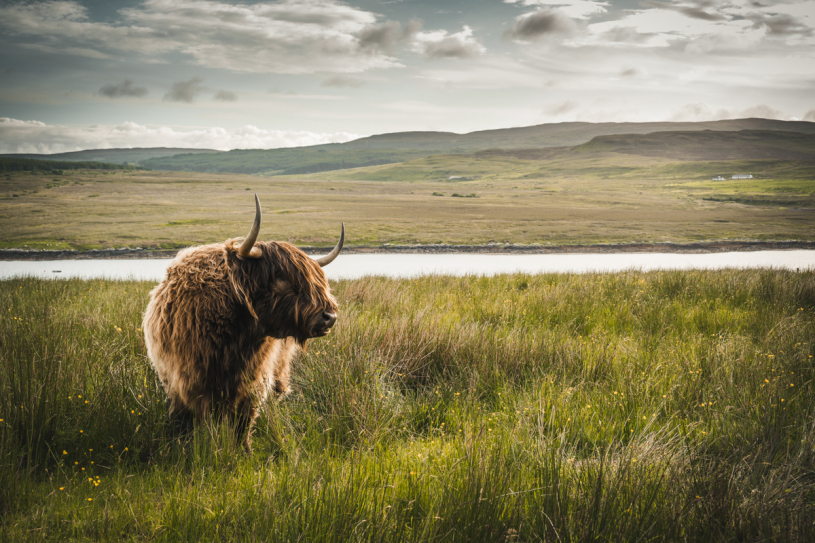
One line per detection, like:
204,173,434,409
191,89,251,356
1,0,813,153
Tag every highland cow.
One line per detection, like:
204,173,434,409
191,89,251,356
143,194,343,453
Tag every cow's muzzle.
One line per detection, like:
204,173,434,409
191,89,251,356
313,311,337,336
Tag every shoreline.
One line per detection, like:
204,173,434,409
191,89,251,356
2,240,814,261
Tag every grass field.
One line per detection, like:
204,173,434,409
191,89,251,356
1,148,814,250
2,270,814,541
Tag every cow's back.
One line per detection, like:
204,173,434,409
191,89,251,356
143,244,235,413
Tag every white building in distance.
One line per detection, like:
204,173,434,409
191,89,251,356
731,174,753,179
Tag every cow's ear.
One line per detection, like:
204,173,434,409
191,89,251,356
228,239,262,260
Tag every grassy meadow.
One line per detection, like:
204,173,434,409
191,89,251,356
2,270,815,541
1,148,814,251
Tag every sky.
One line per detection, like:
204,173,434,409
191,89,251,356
0,0,814,153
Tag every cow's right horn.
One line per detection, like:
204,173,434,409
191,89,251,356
238,194,262,259
313,223,345,267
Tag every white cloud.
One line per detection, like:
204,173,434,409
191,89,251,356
739,104,789,120
571,100,646,122
581,25,672,48
321,75,366,88
772,1,815,32
578,0,815,51
504,0,608,19
358,19,422,52
581,10,711,48
416,56,545,89
380,101,452,114
0,118,360,153
677,66,710,82
267,92,348,100
410,26,486,59
0,0,402,74
684,23,768,54
1,118,47,128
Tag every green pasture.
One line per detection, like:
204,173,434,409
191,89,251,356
1,270,814,541
673,177,815,208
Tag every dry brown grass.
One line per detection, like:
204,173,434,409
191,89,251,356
0,161,813,250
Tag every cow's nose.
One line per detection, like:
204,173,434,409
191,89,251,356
322,311,337,328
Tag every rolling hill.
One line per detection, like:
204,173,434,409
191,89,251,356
473,130,815,162
1,147,221,165
573,130,815,161
139,118,815,175
0,157,144,172
336,130,815,183
339,118,815,150
5,119,813,176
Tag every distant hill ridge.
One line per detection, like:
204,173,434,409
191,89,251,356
0,157,144,172
140,120,815,175
477,130,815,162
5,118,814,174
341,118,815,150
576,130,815,161
1,147,221,164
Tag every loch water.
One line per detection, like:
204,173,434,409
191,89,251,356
1,251,813,281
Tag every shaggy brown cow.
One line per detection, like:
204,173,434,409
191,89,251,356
143,194,343,452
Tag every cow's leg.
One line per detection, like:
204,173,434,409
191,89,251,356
168,398,194,435
273,340,297,401
234,400,258,455
273,355,291,400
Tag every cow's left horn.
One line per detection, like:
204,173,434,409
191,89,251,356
313,223,345,267
237,194,262,259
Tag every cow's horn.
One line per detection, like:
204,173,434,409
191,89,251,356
238,194,262,259
313,223,345,267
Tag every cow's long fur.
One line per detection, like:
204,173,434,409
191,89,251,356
143,238,338,451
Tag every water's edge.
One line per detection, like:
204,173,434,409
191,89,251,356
2,240,815,261
2,251,813,281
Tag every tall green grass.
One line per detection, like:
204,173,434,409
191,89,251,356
1,270,814,541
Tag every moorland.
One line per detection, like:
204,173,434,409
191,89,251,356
1,129,813,251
